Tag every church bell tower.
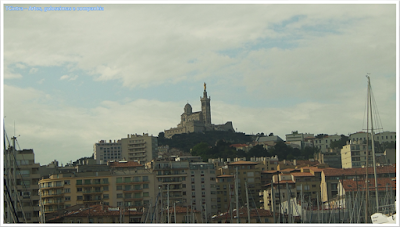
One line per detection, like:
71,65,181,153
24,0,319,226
201,82,211,125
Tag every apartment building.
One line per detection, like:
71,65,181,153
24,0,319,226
121,133,158,162
349,131,396,144
4,148,41,223
219,161,262,209
341,141,373,169
285,131,314,149
93,140,122,164
314,134,342,153
189,162,217,220
38,161,155,221
216,174,234,213
320,165,396,204
261,166,323,212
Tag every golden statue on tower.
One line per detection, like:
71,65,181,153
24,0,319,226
204,82,206,91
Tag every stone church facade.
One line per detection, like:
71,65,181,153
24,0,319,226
164,83,235,138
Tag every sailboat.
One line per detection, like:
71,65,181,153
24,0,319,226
365,75,396,224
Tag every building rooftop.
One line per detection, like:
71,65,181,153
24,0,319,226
341,177,396,192
323,165,396,177
108,161,143,168
228,161,258,165
47,204,143,222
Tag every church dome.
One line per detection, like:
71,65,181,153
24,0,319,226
184,103,192,114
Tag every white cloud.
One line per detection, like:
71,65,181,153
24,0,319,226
4,4,395,91
60,75,69,80
37,78,45,84
60,75,78,81
29,68,38,74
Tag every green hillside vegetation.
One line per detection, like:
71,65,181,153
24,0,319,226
157,131,252,154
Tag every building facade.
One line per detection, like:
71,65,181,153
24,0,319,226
121,133,158,163
93,140,122,164
4,147,41,223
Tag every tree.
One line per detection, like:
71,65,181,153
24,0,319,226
191,142,210,160
330,135,349,149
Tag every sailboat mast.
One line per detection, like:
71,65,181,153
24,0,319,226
367,76,379,212
365,75,370,223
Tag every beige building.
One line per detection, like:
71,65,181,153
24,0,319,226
121,133,158,162
94,133,157,164
320,165,396,205
341,141,372,169
164,83,234,138
4,147,41,223
38,161,155,222
218,161,262,209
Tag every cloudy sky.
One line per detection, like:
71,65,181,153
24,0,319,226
2,3,397,165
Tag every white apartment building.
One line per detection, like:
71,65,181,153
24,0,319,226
314,134,342,153
93,140,122,164
285,131,314,149
94,133,158,164
349,131,396,144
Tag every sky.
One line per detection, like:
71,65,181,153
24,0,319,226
2,2,398,165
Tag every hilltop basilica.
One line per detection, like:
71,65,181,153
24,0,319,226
164,83,235,138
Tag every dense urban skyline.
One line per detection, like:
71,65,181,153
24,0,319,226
2,2,397,165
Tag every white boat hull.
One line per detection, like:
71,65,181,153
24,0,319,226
371,213,396,224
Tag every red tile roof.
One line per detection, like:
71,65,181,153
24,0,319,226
262,170,279,174
108,161,143,167
47,204,143,222
291,172,314,177
341,178,396,192
323,165,396,177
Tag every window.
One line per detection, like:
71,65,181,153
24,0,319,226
143,184,149,189
103,186,109,191
102,178,109,184
64,180,70,185
143,192,149,197
125,185,131,191
77,196,82,200
84,179,91,185
117,185,122,190
117,193,123,198
65,196,71,201
134,185,141,190
116,177,122,183
64,188,71,193
142,176,149,182
103,194,109,199
77,188,82,192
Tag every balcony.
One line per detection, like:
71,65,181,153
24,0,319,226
83,190,103,195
